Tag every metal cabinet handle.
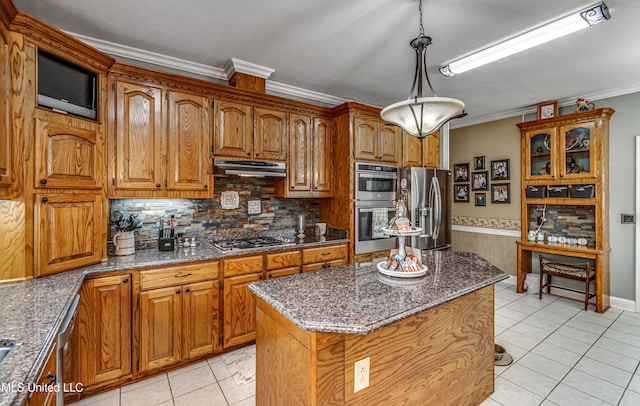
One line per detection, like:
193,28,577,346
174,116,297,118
42,197,48,203
122,278,128,283
46,372,56,385
156,183,161,188
176,290,180,294
40,179,47,185
174,273,193,278
185,288,190,293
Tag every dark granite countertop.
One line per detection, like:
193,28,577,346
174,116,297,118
0,231,348,406
249,251,508,335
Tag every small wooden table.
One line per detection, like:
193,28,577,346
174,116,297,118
516,240,610,313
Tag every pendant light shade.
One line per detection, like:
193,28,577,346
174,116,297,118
381,1,465,139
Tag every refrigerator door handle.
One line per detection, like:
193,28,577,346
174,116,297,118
432,176,442,241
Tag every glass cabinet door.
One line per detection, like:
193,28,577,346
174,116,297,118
525,129,556,180
559,122,596,179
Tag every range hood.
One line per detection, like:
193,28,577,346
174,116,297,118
214,159,286,177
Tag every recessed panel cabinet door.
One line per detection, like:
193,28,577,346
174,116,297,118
183,280,220,359
379,124,402,164
34,116,101,189
34,193,103,277
353,117,378,161
213,100,252,158
0,24,10,189
312,117,331,192
288,113,312,191
78,275,131,386
140,286,182,372
167,91,211,192
422,130,440,168
403,131,422,167
114,81,163,190
223,273,261,348
254,107,287,161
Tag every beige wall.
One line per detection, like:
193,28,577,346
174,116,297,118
450,116,522,219
452,232,518,275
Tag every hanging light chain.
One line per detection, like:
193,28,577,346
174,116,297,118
418,0,424,36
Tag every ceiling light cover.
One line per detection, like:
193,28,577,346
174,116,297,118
440,2,610,77
381,1,465,139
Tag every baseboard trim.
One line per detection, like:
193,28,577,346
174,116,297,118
498,274,635,312
452,225,520,237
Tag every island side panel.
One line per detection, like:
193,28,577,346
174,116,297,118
344,286,495,405
255,298,345,406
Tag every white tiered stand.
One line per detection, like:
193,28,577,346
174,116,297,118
376,227,428,278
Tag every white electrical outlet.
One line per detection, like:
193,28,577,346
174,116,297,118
354,357,370,393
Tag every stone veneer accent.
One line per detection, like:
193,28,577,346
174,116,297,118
452,215,521,231
110,176,319,247
527,204,596,245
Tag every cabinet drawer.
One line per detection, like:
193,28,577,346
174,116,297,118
222,255,264,277
266,266,300,279
302,244,348,264
140,262,219,290
265,250,300,270
302,259,348,273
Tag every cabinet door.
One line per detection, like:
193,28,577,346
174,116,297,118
140,286,182,372
78,275,131,386
422,130,440,168
167,91,211,192
35,115,101,189
29,344,57,406
34,193,103,277
213,100,252,158
378,124,402,164
114,81,163,190
312,116,331,192
559,121,597,180
223,273,262,348
288,113,312,191
254,107,287,161
183,280,220,360
524,128,557,181
403,131,422,167
353,117,378,161
0,25,10,189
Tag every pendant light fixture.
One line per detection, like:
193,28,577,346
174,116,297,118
381,0,465,140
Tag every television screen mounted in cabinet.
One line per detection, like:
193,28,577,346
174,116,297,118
37,50,97,120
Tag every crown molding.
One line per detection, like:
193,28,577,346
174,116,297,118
224,58,274,79
266,81,348,106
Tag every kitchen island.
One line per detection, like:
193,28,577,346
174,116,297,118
249,251,508,405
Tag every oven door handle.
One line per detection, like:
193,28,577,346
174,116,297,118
356,173,398,179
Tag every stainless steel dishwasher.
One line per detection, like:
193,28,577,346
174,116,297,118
57,294,80,405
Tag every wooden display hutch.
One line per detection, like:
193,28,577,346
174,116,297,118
516,108,614,313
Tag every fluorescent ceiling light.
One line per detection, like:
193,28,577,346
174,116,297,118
439,2,610,77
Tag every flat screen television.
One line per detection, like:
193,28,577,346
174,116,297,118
37,51,97,120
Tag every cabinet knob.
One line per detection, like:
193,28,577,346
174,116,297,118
204,184,208,190
156,183,161,188
259,275,263,280
185,288,190,293
314,186,318,190
40,179,47,185
255,153,259,157
176,290,180,294
247,152,251,156
41,197,48,203
122,278,128,283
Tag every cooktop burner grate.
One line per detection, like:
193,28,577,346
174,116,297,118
213,236,294,251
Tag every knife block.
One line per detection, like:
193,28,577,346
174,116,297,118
158,238,175,251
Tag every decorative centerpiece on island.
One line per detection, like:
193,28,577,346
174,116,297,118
377,190,428,278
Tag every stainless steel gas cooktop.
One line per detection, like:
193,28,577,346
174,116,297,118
212,236,294,251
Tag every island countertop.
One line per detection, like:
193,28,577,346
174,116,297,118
249,250,508,335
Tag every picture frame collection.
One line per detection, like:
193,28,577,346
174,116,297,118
454,157,510,205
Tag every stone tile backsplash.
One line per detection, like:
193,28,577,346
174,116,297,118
527,204,596,244
109,176,319,246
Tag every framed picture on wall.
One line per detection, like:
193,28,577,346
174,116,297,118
490,159,510,181
475,193,486,207
474,156,485,170
472,171,488,191
454,163,469,182
454,185,469,202
491,183,511,203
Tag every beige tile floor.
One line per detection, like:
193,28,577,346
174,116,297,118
71,280,640,405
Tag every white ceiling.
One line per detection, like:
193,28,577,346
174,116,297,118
13,0,640,127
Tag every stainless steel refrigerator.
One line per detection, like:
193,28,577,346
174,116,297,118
400,167,452,250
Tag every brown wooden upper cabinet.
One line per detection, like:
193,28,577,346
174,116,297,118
110,79,213,198
34,110,102,190
213,100,288,161
354,116,401,165
274,114,331,198
402,130,440,168
0,21,13,195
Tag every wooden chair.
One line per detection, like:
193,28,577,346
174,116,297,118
539,256,595,311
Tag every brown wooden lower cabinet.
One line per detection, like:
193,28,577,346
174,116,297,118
301,243,349,272
140,280,221,373
223,272,262,348
29,344,57,406
77,274,131,387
